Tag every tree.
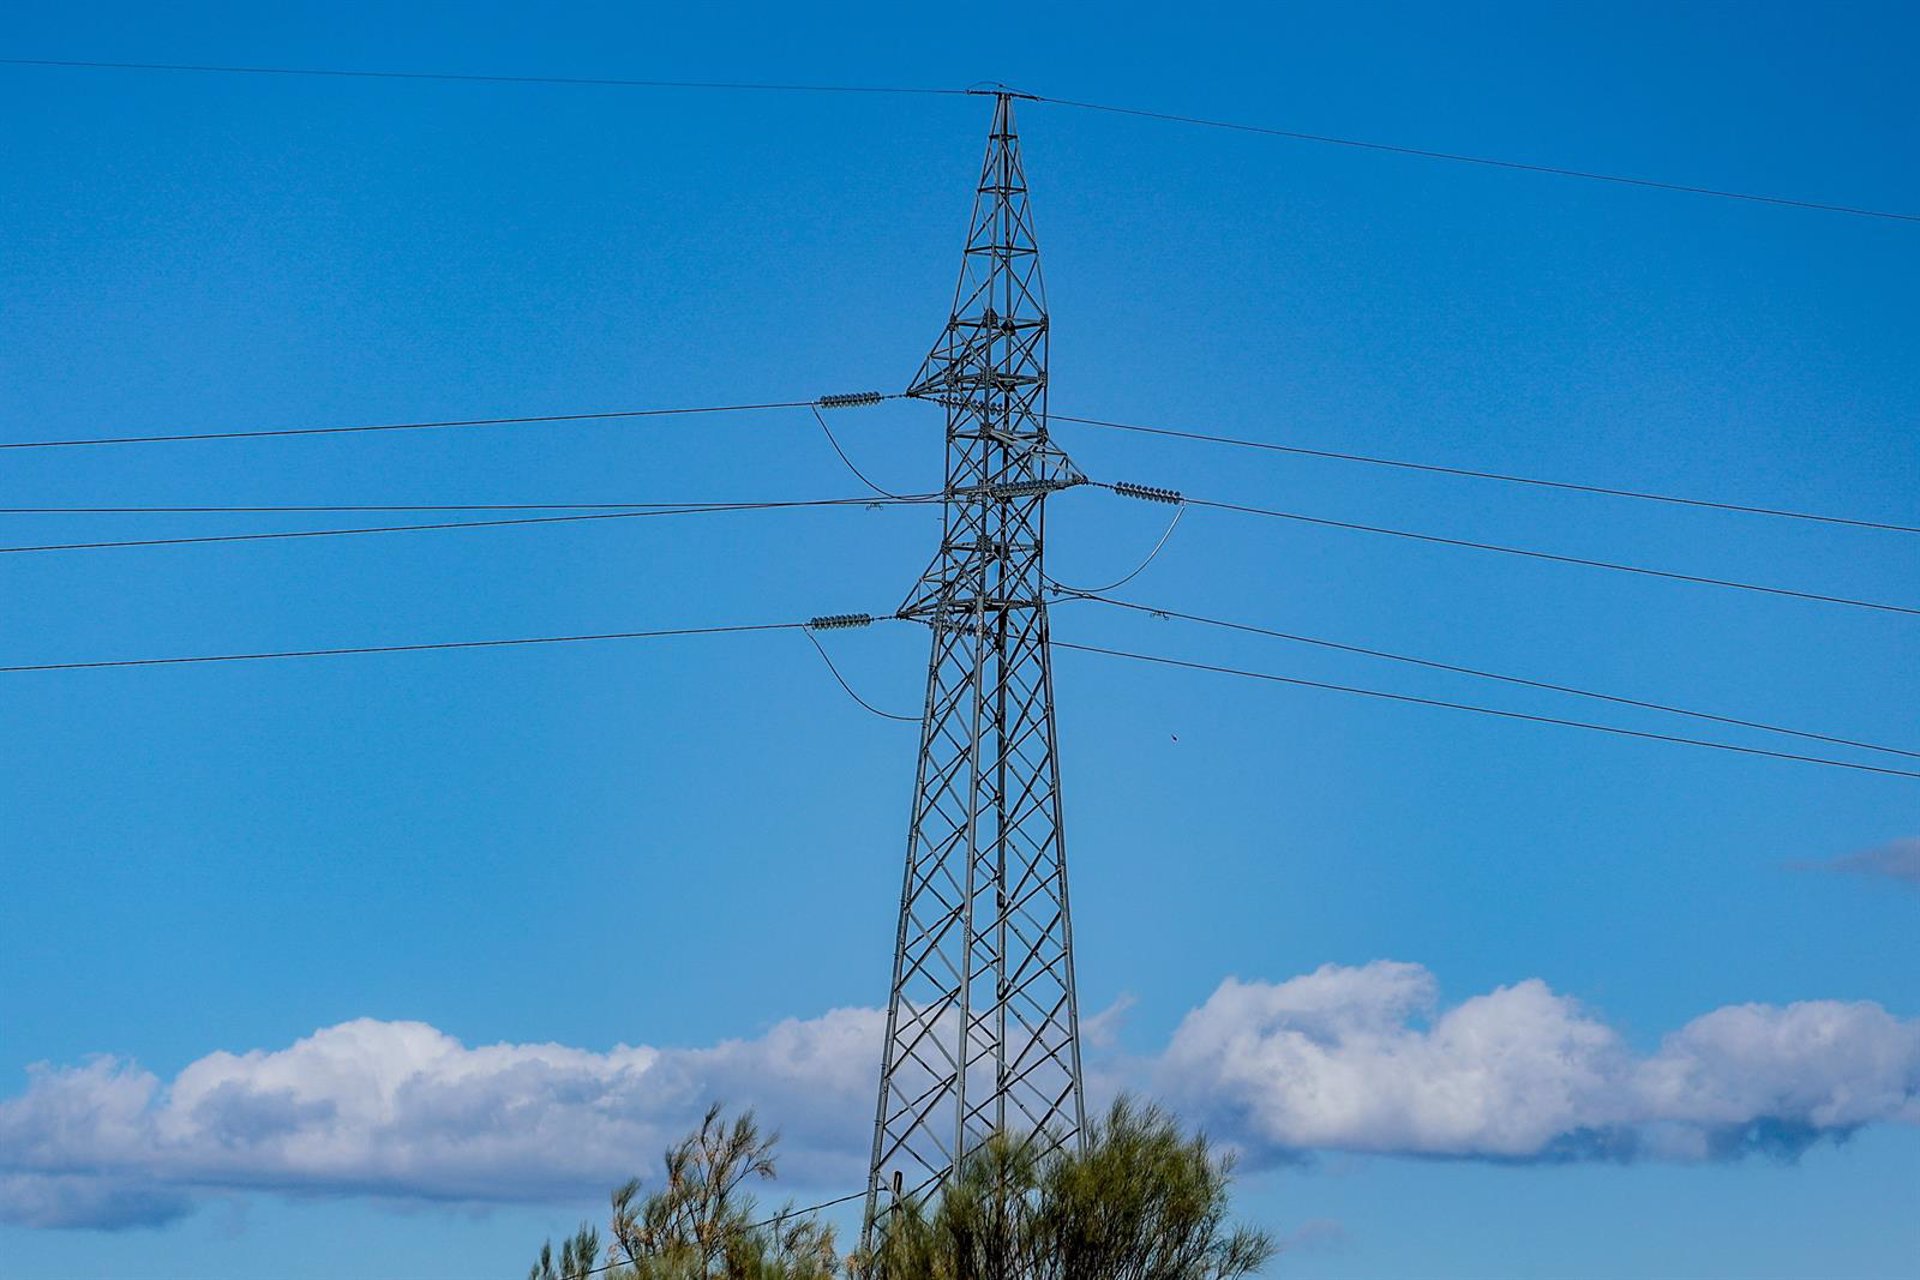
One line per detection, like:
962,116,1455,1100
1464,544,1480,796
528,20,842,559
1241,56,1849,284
855,1096,1274,1280
529,1223,602,1280
530,1096,1272,1279
528,1104,837,1280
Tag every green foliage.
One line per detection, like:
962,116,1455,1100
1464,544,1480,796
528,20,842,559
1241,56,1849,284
530,1096,1271,1280
528,1104,837,1280
530,1223,602,1280
855,1096,1274,1280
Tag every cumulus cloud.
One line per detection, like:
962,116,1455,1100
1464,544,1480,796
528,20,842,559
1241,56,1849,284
1158,962,1920,1166
4,966,1917,1231
1802,837,1920,889
0,1009,879,1231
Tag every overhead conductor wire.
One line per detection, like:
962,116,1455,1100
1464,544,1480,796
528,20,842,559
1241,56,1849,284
0,622,809,675
1092,484,1919,616
1054,412,1920,535
810,405,917,501
0,58,966,98
1030,95,1920,224
558,1189,874,1280
1045,504,1186,594
1070,592,1920,761
1,614,910,695
5,59,1911,222
0,495,940,557
802,629,920,722
1052,641,1920,780
0,397,899,451
0,501,870,514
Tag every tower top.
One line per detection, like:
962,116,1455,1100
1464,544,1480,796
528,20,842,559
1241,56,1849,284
963,82,1039,100
906,92,1047,406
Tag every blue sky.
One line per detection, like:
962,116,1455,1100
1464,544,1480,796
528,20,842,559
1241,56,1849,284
1,2,1916,1277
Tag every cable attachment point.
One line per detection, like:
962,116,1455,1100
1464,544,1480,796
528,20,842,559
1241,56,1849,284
808,613,875,630
1112,481,1183,504
816,391,886,410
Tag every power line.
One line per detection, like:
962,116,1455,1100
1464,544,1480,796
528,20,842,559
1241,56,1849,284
748,1188,871,1228
1068,591,1920,761
1055,413,1920,535
0,57,966,98
9,59,1908,225
0,621,816,675
0,397,885,451
0,495,938,557
560,1188,872,1280
1045,504,1186,595
802,629,919,722
0,501,845,514
1102,485,1919,616
1177,489,1920,615
810,405,917,501
1053,640,1920,781
21,402,1904,535
1032,95,1920,225
1,617,933,703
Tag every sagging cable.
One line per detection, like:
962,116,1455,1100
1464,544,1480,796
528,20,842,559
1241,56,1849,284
1048,504,1187,596
811,406,916,501
802,628,920,723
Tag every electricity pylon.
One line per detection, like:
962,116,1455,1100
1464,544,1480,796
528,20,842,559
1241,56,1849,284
866,90,1086,1232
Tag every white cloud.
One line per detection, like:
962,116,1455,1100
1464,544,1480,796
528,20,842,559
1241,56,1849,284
3,966,1916,1231
1635,998,1920,1158
0,1009,879,1230
1158,962,1920,1165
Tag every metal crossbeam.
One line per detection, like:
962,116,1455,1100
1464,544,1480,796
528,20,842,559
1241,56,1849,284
866,92,1085,1240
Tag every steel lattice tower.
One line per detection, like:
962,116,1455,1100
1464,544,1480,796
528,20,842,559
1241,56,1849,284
866,91,1086,1229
